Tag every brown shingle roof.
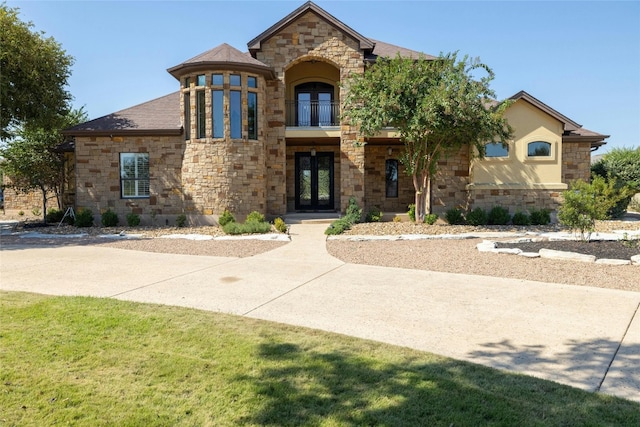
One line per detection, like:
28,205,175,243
167,43,274,80
366,39,435,61
63,92,181,136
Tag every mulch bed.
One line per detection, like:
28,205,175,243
496,240,640,260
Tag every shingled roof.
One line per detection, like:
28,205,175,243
365,39,435,62
63,92,181,136
167,43,274,80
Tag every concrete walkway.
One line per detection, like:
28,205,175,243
1,223,638,403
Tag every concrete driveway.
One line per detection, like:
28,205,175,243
1,223,638,403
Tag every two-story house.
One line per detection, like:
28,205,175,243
59,1,607,224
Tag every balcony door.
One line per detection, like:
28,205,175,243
295,152,334,210
295,82,334,127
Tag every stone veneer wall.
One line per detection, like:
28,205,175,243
74,135,184,221
285,145,341,211
431,146,471,215
562,141,592,183
467,188,563,214
182,139,266,216
180,72,268,218
364,145,413,212
254,10,366,214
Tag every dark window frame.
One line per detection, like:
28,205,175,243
385,159,399,198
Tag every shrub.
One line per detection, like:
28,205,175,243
466,207,488,226
487,206,511,225
558,177,620,240
46,208,64,224
273,217,288,233
529,208,551,226
223,220,271,235
18,210,24,216
101,209,119,227
511,211,531,226
74,209,94,228
424,213,438,225
246,211,265,223
324,218,352,235
366,206,383,222
392,215,402,222
176,214,187,228
31,208,41,217
345,196,362,224
126,213,141,227
218,209,235,226
592,147,640,218
445,208,465,225
407,204,416,222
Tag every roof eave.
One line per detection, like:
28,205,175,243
167,62,275,80
510,90,582,130
62,128,183,137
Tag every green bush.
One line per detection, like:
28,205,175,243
529,208,551,226
345,196,362,224
366,206,383,222
445,208,465,225
558,177,621,240
325,218,352,235
223,220,271,235
407,204,416,222
424,213,438,225
74,209,94,228
176,214,187,228
101,209,119,227
31,207,41,217
126,213,141,227
487,206,511,225
466,207,488,226
218,209,235,226
512,211,531,226
246,211,266,223
593,147,640,188
46,208,64,224
273,217,288,233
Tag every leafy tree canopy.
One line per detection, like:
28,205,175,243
343,52,513,219
0,4,74,139
0,108,87,221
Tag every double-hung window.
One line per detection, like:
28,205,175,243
120,153,149,198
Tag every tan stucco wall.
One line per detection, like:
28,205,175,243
74,135,184,223
471,99,565,187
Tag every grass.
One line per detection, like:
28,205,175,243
1,292,638,426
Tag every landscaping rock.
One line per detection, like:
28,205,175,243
595,259,632,265
518,252,541,258
631,255,640,266
539,248,596,263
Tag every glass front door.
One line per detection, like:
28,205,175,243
295,152,334,210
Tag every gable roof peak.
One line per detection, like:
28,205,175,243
510,90,581,131
248,1,374,53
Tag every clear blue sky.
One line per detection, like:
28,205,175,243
8,0,640,153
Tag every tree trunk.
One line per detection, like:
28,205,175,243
40,185,48,224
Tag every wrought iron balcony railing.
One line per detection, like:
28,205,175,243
285,100,340,127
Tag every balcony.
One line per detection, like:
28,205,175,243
285,100,340,127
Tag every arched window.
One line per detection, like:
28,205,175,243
385,159,398,198
527,141,551,157
485,142,509,158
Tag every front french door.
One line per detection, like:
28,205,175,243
295,152,334,210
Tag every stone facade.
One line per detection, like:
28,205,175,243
50,2,605,224
562,141,591,183
74,135,184,221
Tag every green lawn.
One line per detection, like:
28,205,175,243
1,291,638,426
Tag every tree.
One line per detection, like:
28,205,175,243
0,109,87,223
343,52,513,221
0,4,74,139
